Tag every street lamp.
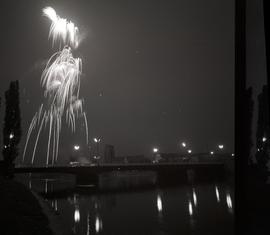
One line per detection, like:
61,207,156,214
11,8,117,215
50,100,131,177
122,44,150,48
152,147,159,163
210,151,214,155
9,133,14,139
93,137,101,164
74,145,80,151
218,145,224,150
262,137,267,142
181,142,186,148
188,149,192,154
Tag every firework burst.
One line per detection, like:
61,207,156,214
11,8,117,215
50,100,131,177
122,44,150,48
23,7,88,165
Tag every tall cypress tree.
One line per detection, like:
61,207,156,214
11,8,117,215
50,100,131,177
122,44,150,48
245,87,254,165
255,85,270,180
2,80,22,166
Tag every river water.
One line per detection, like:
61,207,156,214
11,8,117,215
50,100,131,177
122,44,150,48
16,173,234,235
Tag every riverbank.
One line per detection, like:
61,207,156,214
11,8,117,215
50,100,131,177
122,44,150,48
0,177,54,235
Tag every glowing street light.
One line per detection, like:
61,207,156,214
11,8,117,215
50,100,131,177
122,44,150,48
94,137,101,143
93,137,101,163
153,147,159,153
188,149,192,154
218,145,224,150
262,137,267,142
181,142,186,148
210,151,214,155
231,153,234,157
74,145,80,151
9,133,14,139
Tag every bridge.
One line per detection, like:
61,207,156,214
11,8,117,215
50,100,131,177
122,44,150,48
14,162,226,185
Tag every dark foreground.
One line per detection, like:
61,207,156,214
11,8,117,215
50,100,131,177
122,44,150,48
0,177,53,235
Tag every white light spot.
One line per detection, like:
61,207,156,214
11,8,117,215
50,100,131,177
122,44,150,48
215,186,220,202
188,200,193,216
218,145,224,149
95,216,100,233
157,195,163,212
226,193,233,212
74,145,80,151
192,188,197,206
74,208,80,223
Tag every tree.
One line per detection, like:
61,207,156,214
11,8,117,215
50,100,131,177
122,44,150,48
2,80,22,169
245,87,254,165
255,85,270,180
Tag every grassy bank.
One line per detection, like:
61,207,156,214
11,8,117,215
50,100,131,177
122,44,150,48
0,177,54,235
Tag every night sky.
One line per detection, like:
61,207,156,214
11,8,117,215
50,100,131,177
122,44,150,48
0,0,234,162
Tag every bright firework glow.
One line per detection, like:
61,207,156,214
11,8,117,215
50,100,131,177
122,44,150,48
23,7,88,165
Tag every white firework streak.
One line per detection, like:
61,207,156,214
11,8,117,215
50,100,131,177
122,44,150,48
23,7,88,165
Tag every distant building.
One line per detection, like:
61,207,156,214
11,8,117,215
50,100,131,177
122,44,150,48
104,144,115,163
158,152,232,163
112,155,151,164
159,153,182,163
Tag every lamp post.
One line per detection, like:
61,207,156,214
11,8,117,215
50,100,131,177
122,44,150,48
70,145,80,165
74,145,80,151
218,144,224,150
152,147,159,163
94,137,101,164
9,133,14,140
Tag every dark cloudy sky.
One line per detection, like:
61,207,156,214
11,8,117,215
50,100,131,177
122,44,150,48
0,0,234,162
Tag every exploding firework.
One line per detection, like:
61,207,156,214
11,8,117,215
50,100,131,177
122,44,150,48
23,7,88,165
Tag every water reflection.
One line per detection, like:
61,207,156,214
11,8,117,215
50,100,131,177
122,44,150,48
86,213,90,235
215,185,220,202
45,179,48,194
54,199,58,212
74,206,80,223
192,188,197,207
157,194,163,212
188,200,193,216
226,193,233,213
16,175,234,235
95,215,103,233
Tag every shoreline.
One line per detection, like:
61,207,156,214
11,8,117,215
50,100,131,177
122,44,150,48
0,177,55,235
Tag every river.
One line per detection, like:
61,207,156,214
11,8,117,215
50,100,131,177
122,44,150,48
15,172,234,235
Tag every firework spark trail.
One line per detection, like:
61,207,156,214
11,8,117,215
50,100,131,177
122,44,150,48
23,6,88,165
22,115,37,163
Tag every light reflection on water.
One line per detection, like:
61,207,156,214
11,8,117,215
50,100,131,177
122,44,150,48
74,206,80,223
215,185,220,202
18,175,234,235
157,194,163,213
188,200,193,216
192,188,197,207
